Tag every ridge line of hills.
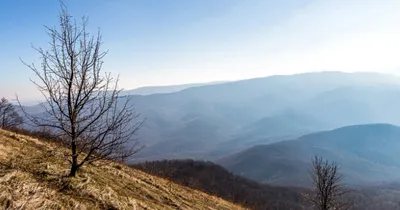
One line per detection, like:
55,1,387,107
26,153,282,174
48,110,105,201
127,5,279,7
218,123,400,187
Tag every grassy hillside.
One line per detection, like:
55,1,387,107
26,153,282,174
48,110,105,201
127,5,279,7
0,129,243,210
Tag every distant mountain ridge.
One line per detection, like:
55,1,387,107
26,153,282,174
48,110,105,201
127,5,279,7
120,81,226,96
218,123,400,187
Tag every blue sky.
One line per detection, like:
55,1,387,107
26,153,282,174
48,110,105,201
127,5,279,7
1,0,400,101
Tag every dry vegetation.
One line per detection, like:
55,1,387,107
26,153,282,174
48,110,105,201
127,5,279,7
133,159,308,210
0,129,244,210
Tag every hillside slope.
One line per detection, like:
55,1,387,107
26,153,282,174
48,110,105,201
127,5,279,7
132,160,308,210
132,160,400,210
0,129,243,210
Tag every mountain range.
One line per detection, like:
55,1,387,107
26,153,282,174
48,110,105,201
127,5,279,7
24,71,400,169
130,71,400,161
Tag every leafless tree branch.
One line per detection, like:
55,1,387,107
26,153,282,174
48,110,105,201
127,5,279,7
306,156,352,210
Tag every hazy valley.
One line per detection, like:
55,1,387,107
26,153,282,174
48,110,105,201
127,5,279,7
124,72,400,162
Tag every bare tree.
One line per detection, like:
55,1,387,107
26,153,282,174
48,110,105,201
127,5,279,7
20,3,143,177
0,98,23,129
307,156,350,210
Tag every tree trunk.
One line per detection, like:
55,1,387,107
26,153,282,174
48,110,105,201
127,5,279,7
69,155,78,177
69,140,78,177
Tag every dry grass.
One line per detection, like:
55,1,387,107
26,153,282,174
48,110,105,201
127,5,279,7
0,129,244,210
